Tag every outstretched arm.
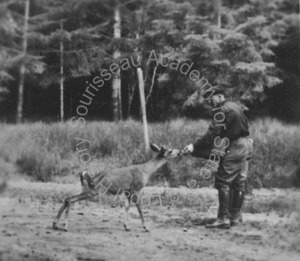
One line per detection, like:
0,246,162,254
183,119,225,159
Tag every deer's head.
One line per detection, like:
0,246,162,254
150,143,181,159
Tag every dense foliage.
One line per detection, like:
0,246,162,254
0,0,299,122
0,119,299,190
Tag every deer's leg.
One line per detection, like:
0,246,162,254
53,200,68,229
136,200,149,232
124,192,131,231
63,202,70,231
63,192,95,231
53,191,95,231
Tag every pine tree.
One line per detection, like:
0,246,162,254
0,0,46,122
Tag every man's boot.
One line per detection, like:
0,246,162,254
206,188,230,229
230,189,245,226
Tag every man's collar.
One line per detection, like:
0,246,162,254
213,99,226,108
220,100,226,106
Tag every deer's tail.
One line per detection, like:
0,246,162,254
80,171,95,189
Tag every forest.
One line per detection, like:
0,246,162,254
0,0,299,123
1,1,300,260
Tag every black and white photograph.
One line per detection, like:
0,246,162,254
0,0,299,260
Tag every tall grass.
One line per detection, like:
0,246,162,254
0,118,299,188
250,118,300,187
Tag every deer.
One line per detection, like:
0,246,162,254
52,144,181,232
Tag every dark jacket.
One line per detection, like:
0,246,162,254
192,101,250,159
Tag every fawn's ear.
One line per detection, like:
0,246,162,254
150,143,161,152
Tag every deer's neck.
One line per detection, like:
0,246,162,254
139,157,167,184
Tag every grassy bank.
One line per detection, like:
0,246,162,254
0,118,299,188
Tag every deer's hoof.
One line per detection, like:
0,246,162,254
124,225,131,231
62,222,68,232
52,222,58,230
143,226,150,232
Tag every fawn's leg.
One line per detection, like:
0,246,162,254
136,200,149,232
63,192,95,231
53,191,94,230
53,200,68,229
124,192,131,231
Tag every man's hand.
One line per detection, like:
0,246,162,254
182,144,194,155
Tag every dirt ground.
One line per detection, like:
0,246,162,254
0,180,300,261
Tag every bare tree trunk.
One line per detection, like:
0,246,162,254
70,84,73,117
137,67,149,152
127,70,136,117
213,0,221,40
146,65,158,104
215,0,221,29
16,0,30,123
60,20,64,122
112,5,122,121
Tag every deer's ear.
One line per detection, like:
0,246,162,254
150,143,161,152
160,145,167,152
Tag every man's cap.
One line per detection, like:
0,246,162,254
202,85,225,100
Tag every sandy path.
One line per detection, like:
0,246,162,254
0,181,299,261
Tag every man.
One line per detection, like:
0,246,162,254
183,85,253,228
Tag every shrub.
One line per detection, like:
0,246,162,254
0,118,299,187
250,118,300,188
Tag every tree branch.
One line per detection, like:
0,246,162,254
146,65,158,104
